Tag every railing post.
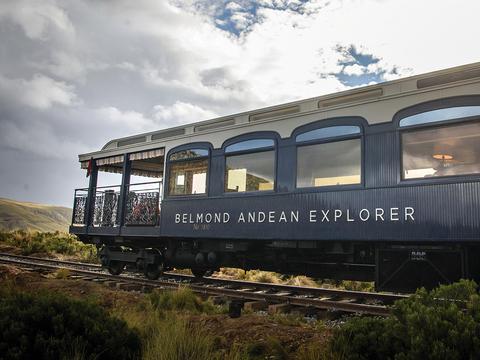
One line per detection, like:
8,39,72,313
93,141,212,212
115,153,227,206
118,155,131,227
85,160,98,227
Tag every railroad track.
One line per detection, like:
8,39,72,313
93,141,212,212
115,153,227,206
0,253,408,316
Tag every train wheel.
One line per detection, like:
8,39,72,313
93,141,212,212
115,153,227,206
145,262,164,280
191,269,213,278
108,261,124,275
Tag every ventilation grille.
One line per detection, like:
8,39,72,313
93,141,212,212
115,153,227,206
417,68,480,89
319,88,383,108
249,105,300,122
151,128,186,140
117,136,146,147
194,118,235,132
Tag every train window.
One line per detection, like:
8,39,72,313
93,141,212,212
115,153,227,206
224,139,275,192
296,138,361,187
402,121,480,179
399,106,480,127
295,125,360,142
225,139,274,153
168,148,209,195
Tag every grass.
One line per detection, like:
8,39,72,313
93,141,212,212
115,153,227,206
215,267,374,292
0,230,97,262
0,197,72,233
149,287,224,315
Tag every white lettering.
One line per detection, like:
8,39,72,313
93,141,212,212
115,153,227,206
334,209,342,222
405,207,415,221
291,211,299,222
223,213,230,223
214,213,221,223
258,212,266,223
310,210,317,222
182,214,187,224
196,213,204,223
375,208,384,221
205,213,212,223
248,212,255,223
359,209,370,221
175,214,181,223
268,211,275,223
279,211,287,223
238,212,245,223
346,209,354,222
390,207,399,221
321,210,330,222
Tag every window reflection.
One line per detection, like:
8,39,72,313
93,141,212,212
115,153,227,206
225,151,275,192
168,159,208,195
297,139,361,187
399,106,480,127
402,122,480,179
225,139,274,153
296,126,360,142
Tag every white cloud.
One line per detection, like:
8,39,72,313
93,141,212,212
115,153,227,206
0,120,88,159
0,0,74,40
152,101,218,126
343,64,365,76
0,74,78,110
94,107,154,132
1,0,480,206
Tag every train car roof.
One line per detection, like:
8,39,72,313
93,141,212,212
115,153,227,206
79,62,480,162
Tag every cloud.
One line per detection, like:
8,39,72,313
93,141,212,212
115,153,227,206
1,0,480,206
152,101,218,127
0,73,78,110
0,0,74,40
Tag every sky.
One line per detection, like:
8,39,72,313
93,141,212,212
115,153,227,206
0,0,480,207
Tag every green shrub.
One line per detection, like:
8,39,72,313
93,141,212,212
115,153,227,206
0,230,97,262
0,290,141,359
330,279,480,360
149,287,217,314
142,313,218,360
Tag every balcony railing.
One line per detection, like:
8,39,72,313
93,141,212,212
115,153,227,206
72,181,162,227
72,188,88,226
125,181,162,226
93,185,121,227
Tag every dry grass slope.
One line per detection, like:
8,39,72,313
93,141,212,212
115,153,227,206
0,198,72,233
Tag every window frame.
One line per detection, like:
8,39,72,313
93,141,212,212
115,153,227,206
222,132,279,195
399,117,480,183
292,118,366,192
396,96,480,185
165,143,212,198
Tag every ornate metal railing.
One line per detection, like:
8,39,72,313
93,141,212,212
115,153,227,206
72,188,88,226
71,181,162,227
93,185,121,227
124,181,162,226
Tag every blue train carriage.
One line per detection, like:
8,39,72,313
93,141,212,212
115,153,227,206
70,62,480,292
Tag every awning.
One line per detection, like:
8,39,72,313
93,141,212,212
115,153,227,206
80,150,164,178
81,155,125,170
129,148,164,161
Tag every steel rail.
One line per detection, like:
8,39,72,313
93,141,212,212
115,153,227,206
0,252,407,302
0,253,402,316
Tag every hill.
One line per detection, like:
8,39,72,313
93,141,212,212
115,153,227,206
0,198,72,233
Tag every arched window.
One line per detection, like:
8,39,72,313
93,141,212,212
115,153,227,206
167,148,209,196
224,138,275,193
295,124,362,188
400,105,480,180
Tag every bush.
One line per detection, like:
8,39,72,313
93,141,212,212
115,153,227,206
0,290,141,359
142,313,219,360
330,279,480,359
0,230,97,262
149,287,217,314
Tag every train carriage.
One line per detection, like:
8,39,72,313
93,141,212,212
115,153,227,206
70,62,480,292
